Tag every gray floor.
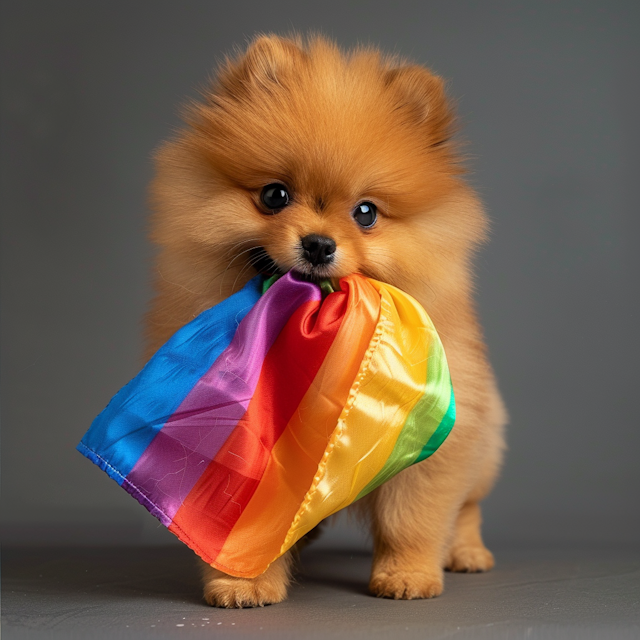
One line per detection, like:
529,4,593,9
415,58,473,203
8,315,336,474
2,544,640,640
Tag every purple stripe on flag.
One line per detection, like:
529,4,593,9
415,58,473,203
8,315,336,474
125,273,320,522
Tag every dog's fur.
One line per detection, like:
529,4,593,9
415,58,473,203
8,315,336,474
145,34,507,607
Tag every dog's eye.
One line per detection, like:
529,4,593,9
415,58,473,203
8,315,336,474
260,184,290,213
352,202,377,229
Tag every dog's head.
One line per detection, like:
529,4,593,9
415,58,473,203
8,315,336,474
152,35,485,294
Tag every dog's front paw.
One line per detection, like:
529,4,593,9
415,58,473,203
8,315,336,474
446,544,495,573
201,556,291,608
369,569,443,600
203,573,288,608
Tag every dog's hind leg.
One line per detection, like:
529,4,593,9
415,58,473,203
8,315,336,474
445,501,494,572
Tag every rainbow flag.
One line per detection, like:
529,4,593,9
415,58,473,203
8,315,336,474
78,272,455,577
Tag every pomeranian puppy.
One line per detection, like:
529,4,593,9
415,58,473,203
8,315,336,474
146,34,507,607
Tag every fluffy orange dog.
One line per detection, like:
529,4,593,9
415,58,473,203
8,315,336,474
146,34,507,607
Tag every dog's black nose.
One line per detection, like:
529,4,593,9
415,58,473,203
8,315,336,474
301,234,336,266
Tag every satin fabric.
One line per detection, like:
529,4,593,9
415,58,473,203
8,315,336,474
78,271,454,578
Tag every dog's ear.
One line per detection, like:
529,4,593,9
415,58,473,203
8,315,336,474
384,65,454,148
243,35,306,84
219,35,306,96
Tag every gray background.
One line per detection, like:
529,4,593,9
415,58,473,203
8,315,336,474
2,0,639,551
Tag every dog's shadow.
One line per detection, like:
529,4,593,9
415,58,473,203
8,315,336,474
4,545,372,606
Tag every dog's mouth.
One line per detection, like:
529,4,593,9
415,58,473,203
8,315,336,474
291,262,336,283
249,246,336,283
